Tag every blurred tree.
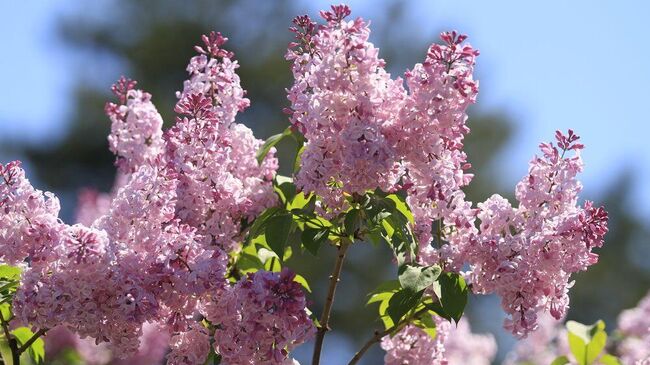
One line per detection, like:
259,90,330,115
569,172,650,327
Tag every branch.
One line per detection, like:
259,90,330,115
347,307,429,365
17,328,48,355
311,238,352,365
0,311,20,365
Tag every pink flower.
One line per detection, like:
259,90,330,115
286,7,407,213
167,322,211,365
105,78,165,173
0,161,63,266
167,35,278,252
465,131,608,337
205,268,315,364
381,316,495,365
617,291,650,364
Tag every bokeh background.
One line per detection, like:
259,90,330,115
1,0,649,364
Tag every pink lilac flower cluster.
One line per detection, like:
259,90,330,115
204,268,315,365
0,32,287,362
285,5,606,338
105,78,165,173
104,32,278,254
167,32,278,252
397,30,478,251
464,130,609,337
166,322,212,365
381,316,496,365
6,162,227,356
0,161,62,265
286,5,478,244
286,5,408,212
617,291,650,364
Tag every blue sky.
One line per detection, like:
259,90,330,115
304,0,650,215
1,0,648,216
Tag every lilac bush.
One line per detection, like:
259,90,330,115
0,4,634,365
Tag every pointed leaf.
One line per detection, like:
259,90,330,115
301,227,329,256
398,264,441,293
274,175,296,205
264,213,293,261
256,127,292,164
386,289,423,325
599,354,622,365
344,208,363,237
293,274,311,293
568,331,587,365
550,356,570,365
438,272,468,323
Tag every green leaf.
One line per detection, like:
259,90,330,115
288,192,312,210
418,326,436,340
412,312,438,340
550,356,570,365
293,274,311,293
256,248,276,263
12,327,45,364
423,298,452,321
0,266,21,281
0,337,14,365
204,350,222,365
586,330,607,364
283,245,294,261
380,207,417,267
386,194,414,225
0,303,11,320
398,264,441,293
386,289,423,325
366,280,401,305
264,213,293,261
293,145,305,174
246,207,284,244
344,208,363,237
438,272,468,323
236,252,264,274
566,320,605,343
366,230,385,246
599,354,622,365
301,227,329,256
566,320,608,365
260,253,281,272
300,214,332,229
568,331,587,365
274,175,296,205
0,266,21,309
256,127,292,164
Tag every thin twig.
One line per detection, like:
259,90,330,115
17,328,48,355
347,307,429,365
311,238,352,365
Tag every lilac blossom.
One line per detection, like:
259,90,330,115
381,316,496,365
205,268,315,364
